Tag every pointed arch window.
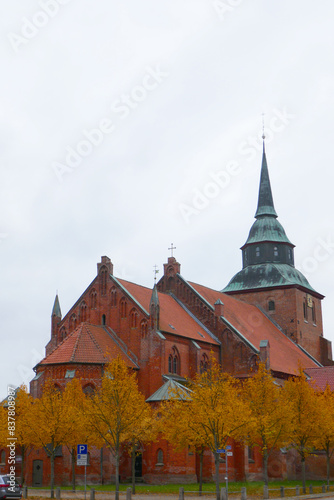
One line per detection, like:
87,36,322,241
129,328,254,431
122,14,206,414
90,290,97,309
255,247,260,257
80,301,87,322
69,314,77,330
156,449,164,465
200,353,209,374
268,300,275,311
169,346,180,375
100,266,107,296
273,246,279,258
59,327,67,343
141,320,148,338
110,287,117,307
120,298,127,319
130,309,138,328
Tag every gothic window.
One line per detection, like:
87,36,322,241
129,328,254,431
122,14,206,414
83,384,95,397
110,287,117,307
69,314,77,330
200,353,209,374
141,320,148,338
256,247,260,258
312,303,316,324
303,300,308,321
268,300,275,311
130,309,138,328
273,246,279,257
90,289,97,309
101,314,106,325
120,298,127,319
169,346,180,375
80,302,87,322
168,355,173,373
248,446,255,463
59,327,66,342
100,267,107,296
156,449,164,465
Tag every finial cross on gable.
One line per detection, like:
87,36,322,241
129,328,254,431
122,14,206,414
168,243,176,257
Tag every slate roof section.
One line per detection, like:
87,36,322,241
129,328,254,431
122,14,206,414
304,366,334,391
117,279,219,345
187,281,320,375
37,323,138,369
255,145,278,218
223,263,321,297
243,218,293,247
146,378,192,402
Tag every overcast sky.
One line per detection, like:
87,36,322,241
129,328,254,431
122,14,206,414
1,0,334,398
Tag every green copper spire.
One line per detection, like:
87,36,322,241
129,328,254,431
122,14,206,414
255,143,278,218
52,294,62,318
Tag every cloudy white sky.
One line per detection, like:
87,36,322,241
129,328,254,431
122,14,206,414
1,0,334,397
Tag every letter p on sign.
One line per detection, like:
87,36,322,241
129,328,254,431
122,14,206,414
77,444,87,455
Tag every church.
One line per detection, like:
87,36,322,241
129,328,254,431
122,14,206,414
24,144,333,485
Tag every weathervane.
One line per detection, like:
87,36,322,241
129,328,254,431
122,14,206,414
262,112,266,141
168,243,176,257
153,265,159,283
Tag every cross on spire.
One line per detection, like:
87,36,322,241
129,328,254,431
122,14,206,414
168,243,176,257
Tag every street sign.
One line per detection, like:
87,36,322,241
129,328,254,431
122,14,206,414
77,444,88,466
226,445,232,450
216,449,225,453
227,451,233,456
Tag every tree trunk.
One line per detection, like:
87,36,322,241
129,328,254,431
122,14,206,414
263,449,268,487
131,447,136,495
301,452,306,494
115,450,120,500
20,446,25,486
50,452,55,498
199,450,203,496
71,448,76,491
214,452,220,500
326,452,330,487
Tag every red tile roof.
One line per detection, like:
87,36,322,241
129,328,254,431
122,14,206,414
38,323,138,368
304,366,334,391
117,278,218,345
188,281,319,375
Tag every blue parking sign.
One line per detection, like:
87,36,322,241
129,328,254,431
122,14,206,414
77,444,88,455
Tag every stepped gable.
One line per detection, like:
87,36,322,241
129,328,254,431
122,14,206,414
304,366,334,391
37,323,138,368
188,281,320,375
117,278,219,345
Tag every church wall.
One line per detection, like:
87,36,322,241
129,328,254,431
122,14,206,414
227,288,324,363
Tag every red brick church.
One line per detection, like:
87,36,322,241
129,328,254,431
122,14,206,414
20,145,334,485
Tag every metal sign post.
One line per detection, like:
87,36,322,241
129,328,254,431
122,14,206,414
77,445,88,500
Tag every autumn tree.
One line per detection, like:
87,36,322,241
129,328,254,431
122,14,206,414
14,386,35,485
282,368,321,492
241,363,290,486
61,379,93,490
125,406,158,494
161,384,208,495
25,379,82,497
84,357,153,500
161,360,250,500
313,384,334,486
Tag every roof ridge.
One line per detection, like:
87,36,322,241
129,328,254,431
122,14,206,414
170,293,220,345
70,323,84,362
84,323,107,361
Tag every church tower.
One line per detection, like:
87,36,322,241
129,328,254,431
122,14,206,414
223,144,333,365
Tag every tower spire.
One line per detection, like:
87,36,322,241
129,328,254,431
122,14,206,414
52,294,62,318
254,144,278,219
